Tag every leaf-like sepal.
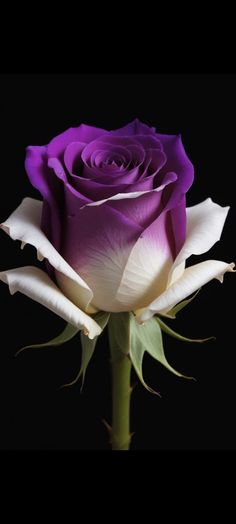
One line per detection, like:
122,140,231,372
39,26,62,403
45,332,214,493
108,312,158,393
62,311,110,390
130,315,190,389
156,317,215,343
15,323,80,356
160,290,201,319
109,313,191,395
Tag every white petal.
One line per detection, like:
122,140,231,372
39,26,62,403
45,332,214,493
114,216,173,311
169,198,230,286
138,260,235,322
81,172,177,208
80,210,173,313
0,198,94,312
0,266,101,339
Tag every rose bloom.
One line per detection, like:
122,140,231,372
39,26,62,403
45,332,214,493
0,120,234,338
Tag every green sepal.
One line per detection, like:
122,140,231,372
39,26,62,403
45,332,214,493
108,312,131,358
160,290,201,319
62,311,110,390
130,315,191,392
129,319,160,396
15,323,80,356
108,312,191,396
108,312,154,389
156,317,215,343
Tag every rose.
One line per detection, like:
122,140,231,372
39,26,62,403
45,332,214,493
0,119,234,339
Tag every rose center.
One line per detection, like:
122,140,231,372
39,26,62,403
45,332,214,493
103,157,123,168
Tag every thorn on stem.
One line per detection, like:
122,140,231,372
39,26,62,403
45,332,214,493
102,418,112,438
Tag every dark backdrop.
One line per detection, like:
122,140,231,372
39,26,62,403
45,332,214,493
0,74,235,450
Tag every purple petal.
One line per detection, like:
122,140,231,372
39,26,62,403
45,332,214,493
48,157,67,182
49,160,90,209
92,150,127,169
153,134,194,252
69,171,158,201
78,137,148,185
82,164,126,180
169,197,187,256
64,142,86,173
108,191,163,229
47,124,106,159
111,118,156,136
134,135,163,150
90,167,140,186
82,142,130,166
60,203,143,311
91,135,144,146
156,133,194,203
25,146,62,250
107,172,176,228
143,149,167,178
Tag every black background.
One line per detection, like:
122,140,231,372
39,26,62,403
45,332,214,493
0,74,235,450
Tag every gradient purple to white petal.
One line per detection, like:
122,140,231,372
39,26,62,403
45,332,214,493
24,120,194,263
0,119,233,334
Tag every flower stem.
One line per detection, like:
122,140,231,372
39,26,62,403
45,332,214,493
111,352,132,450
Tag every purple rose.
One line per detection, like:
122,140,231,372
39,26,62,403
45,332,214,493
0,119,233,338
25,119,193,310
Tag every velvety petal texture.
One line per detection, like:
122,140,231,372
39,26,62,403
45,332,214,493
24,119,194,263
0,198,95,313
168,198,230,285
0,267,101,339
137,199,234,321
1,119,233,335
138,260,235,322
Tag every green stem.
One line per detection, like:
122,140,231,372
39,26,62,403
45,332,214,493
111,352,132,450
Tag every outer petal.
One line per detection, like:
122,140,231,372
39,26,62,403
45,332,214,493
64,141,86,173
0,198,94,313
113,211,174,311
110,119,156,136
138,260,235,321
25,145,62,250
25,126,107,250
156,133,194,200
169,198,230,285
61,204,143,312
155,134,194,245
0,267,101,339
67,171,158,201
48,157,90,208
47,124,107,158
138,198,233,321
169,197,187,257
82,172,177,208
